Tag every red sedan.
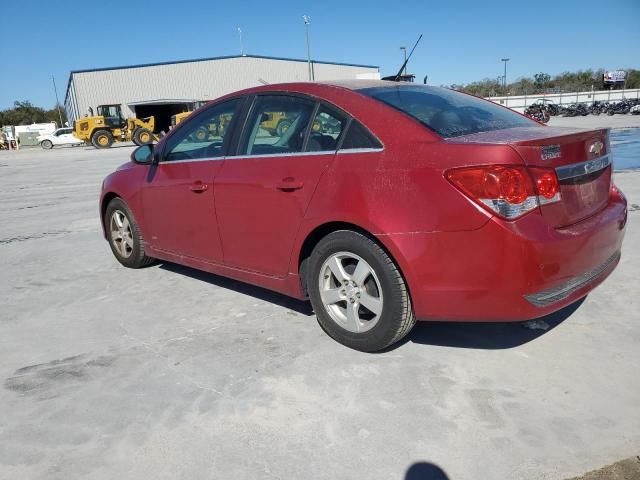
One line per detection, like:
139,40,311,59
100,81,627,351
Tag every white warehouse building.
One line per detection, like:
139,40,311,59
64,54,380,132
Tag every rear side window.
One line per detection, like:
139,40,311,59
340,121,382,150
305,105,348,152
240,95,316,156
360,85,535,138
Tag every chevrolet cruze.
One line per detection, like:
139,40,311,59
100,81,627,351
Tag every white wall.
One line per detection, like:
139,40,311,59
485,88,640,113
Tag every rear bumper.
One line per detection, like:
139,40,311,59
381,188,627,321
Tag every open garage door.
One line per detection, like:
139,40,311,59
129,99,200,134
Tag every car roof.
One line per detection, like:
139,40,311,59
317,79,405,90
213,80,452,108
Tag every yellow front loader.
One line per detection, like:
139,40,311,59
73,104,157,149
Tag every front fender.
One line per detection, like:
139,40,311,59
99,163,148,239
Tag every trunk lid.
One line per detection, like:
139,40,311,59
450,126,611,227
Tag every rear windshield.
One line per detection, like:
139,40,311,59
359,85,535,138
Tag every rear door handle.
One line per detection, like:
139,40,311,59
190,181,208,193
276,177,304,192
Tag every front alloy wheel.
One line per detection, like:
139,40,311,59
110,210,134,258
104,198,154,268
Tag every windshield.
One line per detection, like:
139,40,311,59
359,85,535,138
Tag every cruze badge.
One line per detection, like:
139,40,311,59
589,141,604,156
541,145,561,160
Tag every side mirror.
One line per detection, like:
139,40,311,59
131,144,153,164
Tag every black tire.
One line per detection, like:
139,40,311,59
276,120,292,137
92,129,114,149
131,128,141,146
307,230,415,352
104,198,154,269
133,128,153,145
41,140,53,149
193,126,208,142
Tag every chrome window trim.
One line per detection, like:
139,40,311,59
337,147,384,154
159,156,226,165
555,155,611,181
158,147,385,163
228,150,337,160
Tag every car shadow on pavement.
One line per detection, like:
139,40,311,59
158,261,584,350
404,297,586,350
158,262,314,316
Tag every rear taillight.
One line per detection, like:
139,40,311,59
446,165,561,220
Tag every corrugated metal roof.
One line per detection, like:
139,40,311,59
64,55,380,122
69,54,378,75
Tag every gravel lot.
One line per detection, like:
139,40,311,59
1,144,639,480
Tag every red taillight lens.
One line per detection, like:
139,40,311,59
485,167,531,204
446,165,561,220
529,167,560,201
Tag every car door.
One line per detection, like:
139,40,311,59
141,98,241,264
58,128,75,145
215,95,349,277
50,129,64,145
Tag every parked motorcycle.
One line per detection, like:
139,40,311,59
589,101,605,116
524,104,550,123
606,100,631,115
562,103,588,117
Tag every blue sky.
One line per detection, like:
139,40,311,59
2,0,639,109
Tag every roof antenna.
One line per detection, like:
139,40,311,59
384,34,422,82
258,78,269,85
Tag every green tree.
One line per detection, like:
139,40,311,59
0,101,67,127
625,69,640,89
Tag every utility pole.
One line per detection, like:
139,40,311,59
237,27,245,56
303,15,314,81
51,75,64,127
501,58,510,90
400,46,407,75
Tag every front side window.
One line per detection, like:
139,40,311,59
305,106,348,152
240,95,315,156
163,99,239,162
360,85,535,138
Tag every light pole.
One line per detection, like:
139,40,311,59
51,75,64,127
501,58,510,90
237,27,244,56
400,46,407,75
303,15,314,81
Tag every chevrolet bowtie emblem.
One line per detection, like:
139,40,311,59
589,141,604,156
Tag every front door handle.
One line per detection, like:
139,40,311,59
190,181,209,193
276,177,304,192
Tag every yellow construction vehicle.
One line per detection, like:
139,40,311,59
170,111,193,129
73,104,157,149
170,109,233,142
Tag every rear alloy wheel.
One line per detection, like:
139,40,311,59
105,198,154,268
133,128,153,145
92,129,114,149
308,231,415,352
41,140,53,149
